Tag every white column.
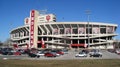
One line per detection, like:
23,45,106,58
92,39,93,44
112,26,115,33
85,40,86,45
106,26,108,34
46,38,49,48
78,40,79,44
71,39,72,44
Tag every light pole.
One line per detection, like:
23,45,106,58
9,22,13,48
86,10,91,49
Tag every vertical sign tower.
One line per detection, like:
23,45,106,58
30,10,39,48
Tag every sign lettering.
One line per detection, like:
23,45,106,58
30,10,35,48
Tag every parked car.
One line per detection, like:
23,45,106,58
51,50,64,55
44,52,57,57
1,48,14,55
61,49,69,54
2,51,14,55
107,49,115,53
17,49,26,54
0,48,3,54
36,51,45,56
75,52,87,57
13,51,21,56
28,52,40,58
89,49,102,57
81,49,89,54
115,49,120,55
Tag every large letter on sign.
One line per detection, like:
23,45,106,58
30,10,35,48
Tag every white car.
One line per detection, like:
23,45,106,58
36,51,45,56
115,49,120,55
75,52,87,57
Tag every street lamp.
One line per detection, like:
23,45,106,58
86,10,91,48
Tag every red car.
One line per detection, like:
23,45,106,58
51,50,64,55
44,52,57,57
56,51,64,55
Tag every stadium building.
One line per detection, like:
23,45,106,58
10,10,118,49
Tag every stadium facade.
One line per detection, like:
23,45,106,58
10,10,118,49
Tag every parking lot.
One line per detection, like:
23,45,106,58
0,49,120,60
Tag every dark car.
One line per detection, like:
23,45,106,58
107,49,115,53
81,49,89,54
89,49,102,57
1,48,14,55
2,51,13,55
28,52,40,58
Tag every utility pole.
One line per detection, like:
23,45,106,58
86,10,91,49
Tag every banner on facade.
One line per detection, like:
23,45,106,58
65,28,71,34
92,27,99,34
107,26,113,33
53,28,58,35
78,27,85,34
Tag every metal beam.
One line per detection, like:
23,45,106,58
38,25,45,35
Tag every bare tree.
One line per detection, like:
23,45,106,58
0,41,3,47
3,38,12,47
